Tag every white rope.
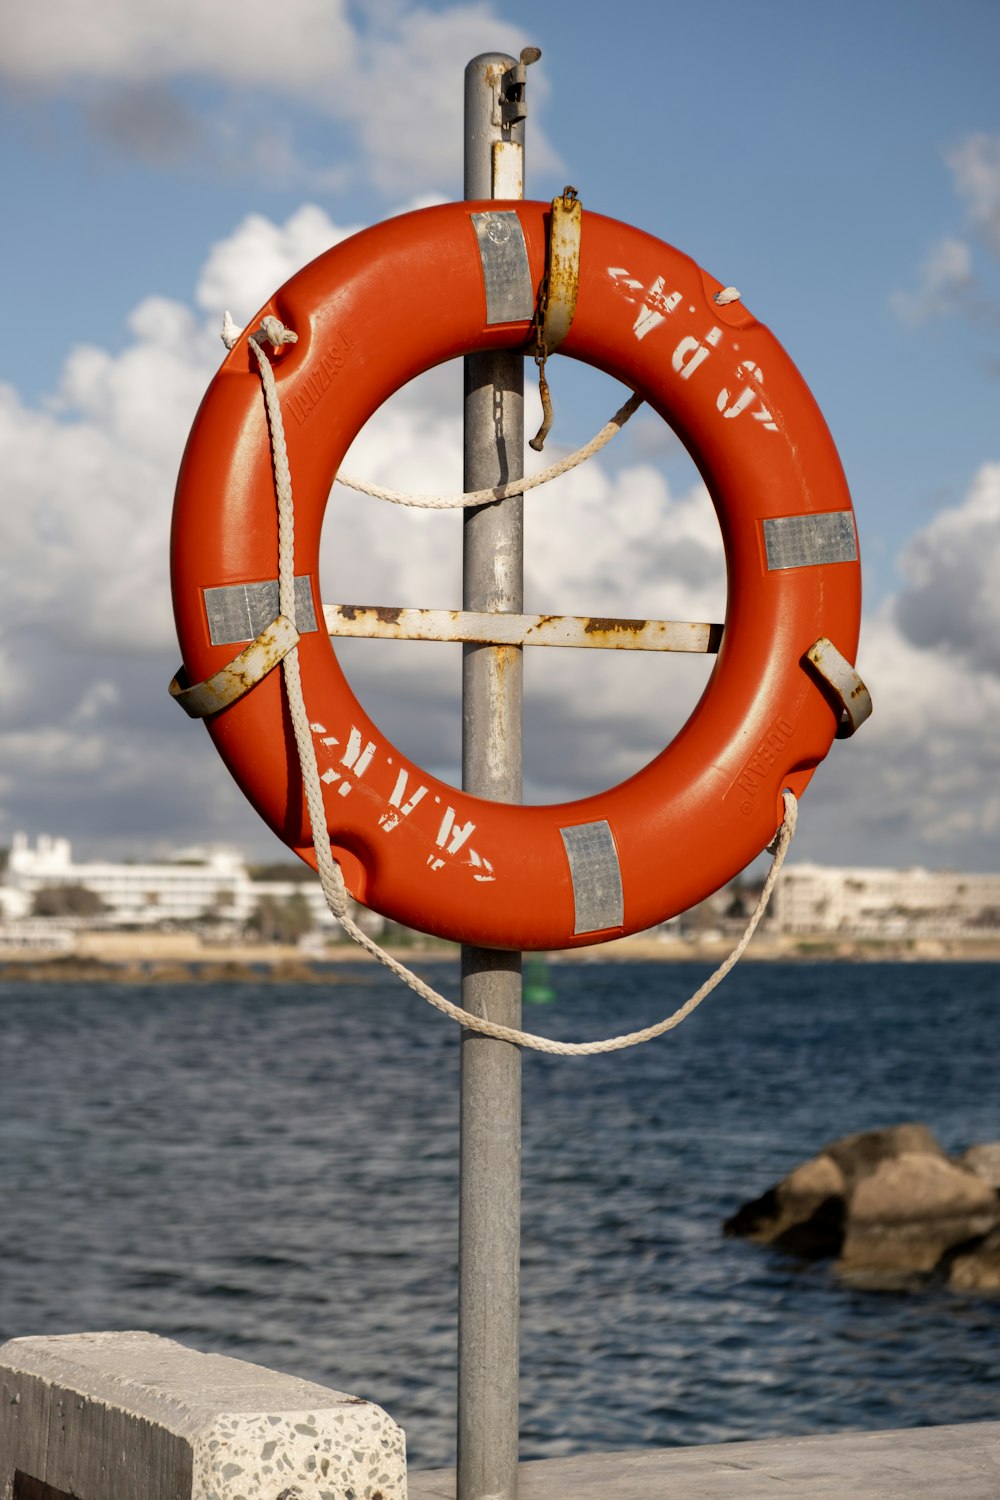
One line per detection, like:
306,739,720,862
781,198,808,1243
223,308,642,510
244,317,799,1056
333,391,643,509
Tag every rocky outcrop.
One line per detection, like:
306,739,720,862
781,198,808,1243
722,1151,846,1259
725,1124,1000,1290
960,1143,1000,1191
948,1227,1000,1291
840,1152,999,1276
823,1122,947,1187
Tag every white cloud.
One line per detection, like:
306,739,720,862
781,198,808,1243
335,8,559,195
788,468,1000,872
1,0,559,195
196,205,364,324
892,131,1000,327
893,462,1000,675
0,206,364,686
792,603,1000,871
1,0,358,90
948,133,1000,259
890,236,973,326
0,380,181,655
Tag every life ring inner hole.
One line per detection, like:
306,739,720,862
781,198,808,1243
319,356,728,804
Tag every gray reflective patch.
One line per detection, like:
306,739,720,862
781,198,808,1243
560,821,625,936
471,211,534,325
205,577,318,645
763,512,858,571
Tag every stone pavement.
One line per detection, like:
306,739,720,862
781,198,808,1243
409,1421,1000,1499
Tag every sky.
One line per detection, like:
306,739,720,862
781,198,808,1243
2,0,1000,881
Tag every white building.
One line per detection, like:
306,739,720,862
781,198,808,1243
771,862,1000,940
0,832,374,933
8,834,997,946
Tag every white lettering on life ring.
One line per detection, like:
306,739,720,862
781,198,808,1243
672,325,722,379
717,360,778,431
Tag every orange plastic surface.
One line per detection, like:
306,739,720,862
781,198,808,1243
171,202,862,950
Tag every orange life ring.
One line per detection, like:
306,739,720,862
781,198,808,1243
171,200,862,951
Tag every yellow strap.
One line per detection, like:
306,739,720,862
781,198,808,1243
539,186,582,353
529,187,583,451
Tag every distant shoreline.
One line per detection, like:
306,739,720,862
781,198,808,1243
0,930,998,982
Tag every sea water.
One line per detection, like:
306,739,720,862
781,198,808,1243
0,960,997,1467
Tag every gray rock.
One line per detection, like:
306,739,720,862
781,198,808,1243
725,1125,1000,1285
821,1123,947,1190
959,1143,1000,1191
839,1152,1000,1277
948,1226,1000,1292
724,1152,846,1258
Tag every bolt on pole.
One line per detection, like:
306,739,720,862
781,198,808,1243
458,49,532,1500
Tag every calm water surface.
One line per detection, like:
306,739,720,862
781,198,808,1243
1,960,997,1467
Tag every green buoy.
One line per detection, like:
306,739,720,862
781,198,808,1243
523,957,555,1005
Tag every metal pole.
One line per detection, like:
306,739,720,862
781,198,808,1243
458,50,527,1500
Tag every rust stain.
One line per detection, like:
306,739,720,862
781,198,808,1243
546,192,582,340
174,620,296,719
216,638,288,704
336,605,405,627
583,616,647,637
493,645,520,684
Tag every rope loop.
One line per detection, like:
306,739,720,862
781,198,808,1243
335,788,797,1057
220,313,643,513
228,310,798,1055
334,391,643,508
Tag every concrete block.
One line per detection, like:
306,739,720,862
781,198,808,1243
0,1331,405,1500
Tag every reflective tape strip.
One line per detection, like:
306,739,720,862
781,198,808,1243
471,211,535,325
538,189,582,352
204,576,317,646
763,512,858,571
169,614,300,719
560,821,625,936
805,636,873,738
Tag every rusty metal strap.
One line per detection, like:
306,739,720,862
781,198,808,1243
324,603,721,653
169,614,300,719
536,186,582,354
805,637,873,738
529,186,583,452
